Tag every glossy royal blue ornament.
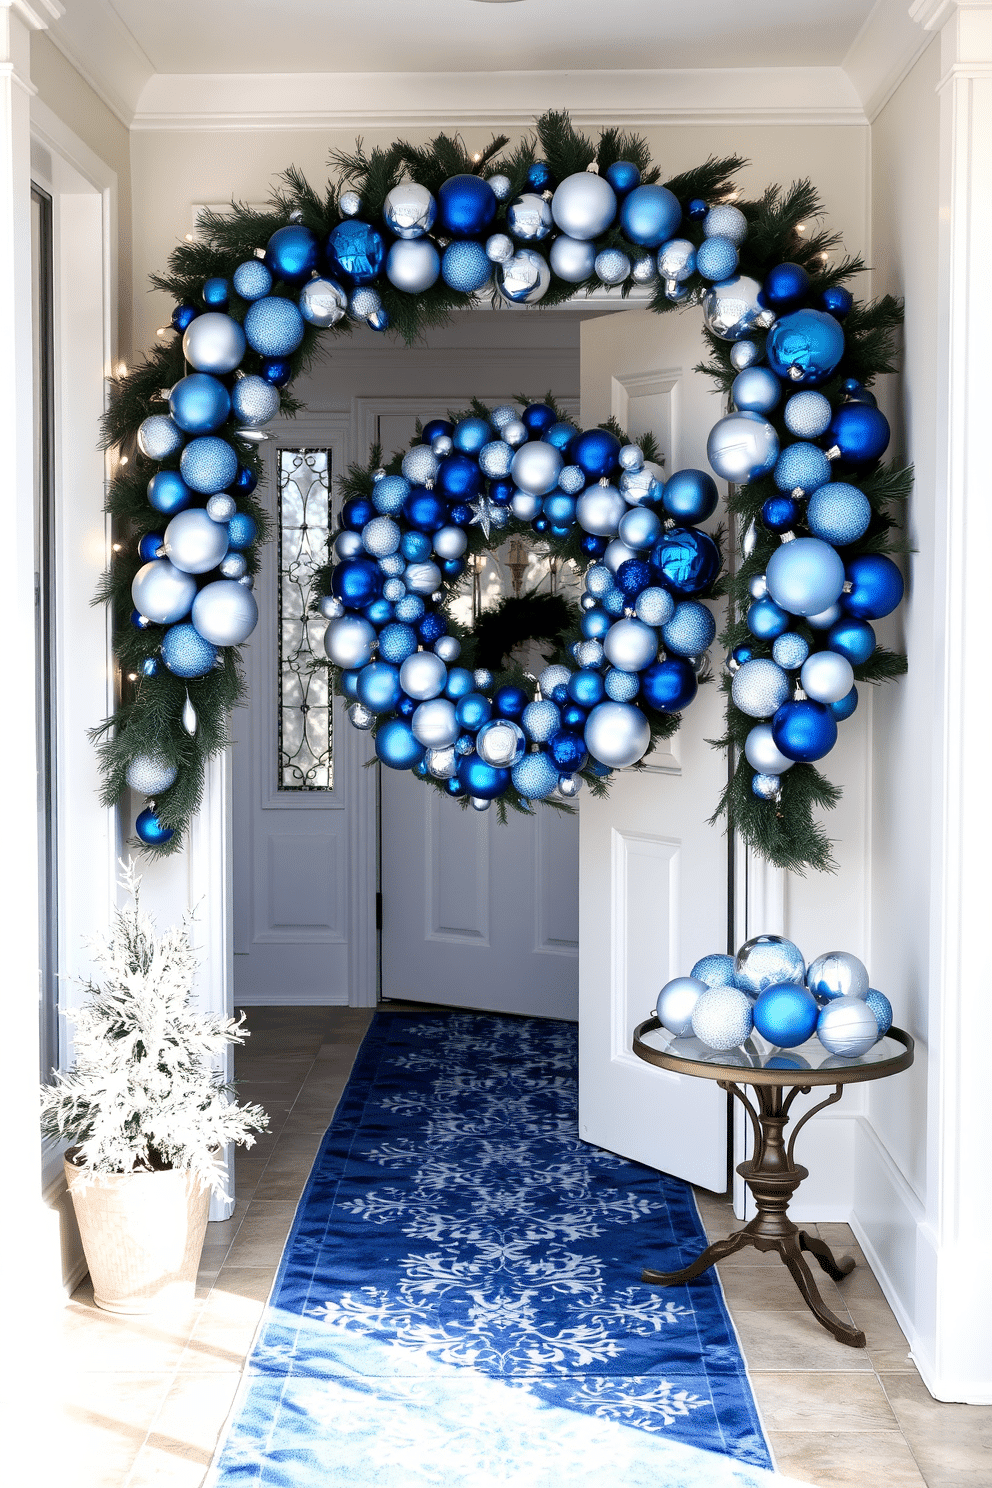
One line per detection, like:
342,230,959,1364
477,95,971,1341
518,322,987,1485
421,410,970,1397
201,277,228,308
640,658,698,713
332,557,382,609
619,184,682,246
662,469,719,525
438,175,497,239
549,729,588,772
760,262,810,314
821,285,854,319
605,161,641,195
825,403,891,465
842,554,904,618
771,699,838,762
752,982,820,1048
326,221,385,284
826,617,876,665
747,597,790,640
137,532,164,563
762,496,799,533
226,512,257,550
651,528,720,595
135,807,174,847
168,373,231,434
831,686,859,721
147,470,192,517
456,752,509,799
171,303,197,332
265,224,319,284
766,309,845,387
569,427,621,480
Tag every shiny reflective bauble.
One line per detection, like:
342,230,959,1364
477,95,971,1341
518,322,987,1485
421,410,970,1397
744,722,795,776
356,661,402,714
507,192,553,241
147,471,192,517
411,698,459,749
657,238,696,289
696,235,738,281
131,559,196,624
807,949,870,1002
831,686,858,722
171,304,197,332
761,496,798,535
766,309,846,386
137,415,183,461
425,745,457,779
125,753,179,796
557,773,582,799
752,983,820,1048
691,954,739,990
475,718,526,768
398,650,447,701
550,172,618,240
663,601,716,658
570,427,621,480
707,411,779,484
497,248,551,303
822,285,854,319
634,586,675,627
549,729,588,773
438,174,497,238
161,622,217,678
548,234,596,282
432,525,468,561
656,976,707,1037
806,482,872,545
732,366,781,415
334,530,363,560
326,220,385,283
135,808,174,847
232,260,272,300
736,934,807,996
485,233,514,264
620,183,681,246
332,556,382,608
602,618,658,672
201,277,228,307
441,241,492,293
191,579,258,646
617,506,661,550
773,442,831,495
323,614,376,669
651,528,720,595
260,356,292,386
180,435,239,495
605,160,640,195
730,339,759,371
163,508,229,575
825,403,890,464
375,718,426,772
137,532,164,564
751,772,782,800
435,637,463,668
232,373,280,425
168,373,230,434
347,702,376,732
575,483,625,537
640,657,697,713
691,986,754,1051
816,996,880,1057
766,537,845,617
594,248,631,284
455,692,492,733
298,276,348,327
182,312,246,374
662,468,718,525
512,751,560,800
842,554,904,619
731,658,791,719
382,181,437,238
747,597,789,640
264,224,318,284
567,669,606,709
702,274,768,342
584,700,651,769
510,441,562,497
771,632,809,671
771,699,838,762
800,650,854,704
760,260,810,313
866,989,893,1036
826,617,876,666
784,390,832,439
456,753,509,800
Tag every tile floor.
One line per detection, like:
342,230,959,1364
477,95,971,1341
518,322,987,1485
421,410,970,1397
50,1005,990,1488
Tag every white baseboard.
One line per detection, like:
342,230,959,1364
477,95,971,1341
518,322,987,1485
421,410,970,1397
234,990,351,1007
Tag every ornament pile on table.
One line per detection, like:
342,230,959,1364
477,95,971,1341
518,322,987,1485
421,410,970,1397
318,400,721,813
655,933,894,1063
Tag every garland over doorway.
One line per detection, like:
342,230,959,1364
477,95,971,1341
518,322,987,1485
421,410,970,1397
95,112,908,874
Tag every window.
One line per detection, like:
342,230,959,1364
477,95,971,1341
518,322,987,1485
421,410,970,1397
278,448,333,791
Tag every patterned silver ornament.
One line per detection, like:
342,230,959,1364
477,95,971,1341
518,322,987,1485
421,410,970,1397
404,560,443,595
339,190,362,217
691,954,739,990
399,650,447,700
497,249,551,304
385,239,441,294
488,174,513,202
434,634,462,663
744,723,795,775
701,274,771,342
182,312,246,374
784,390,833,439
707,412,779,484
595,248,631,285
816,995,879,1057
191,579,259,646
691,986,754,1050
511,440,563,496
603,618,658,672
507,193,552,241
551,172,618,240
634,587,675,626
575,640,604,669
576,484,626,537
219,553,248,579
751,772,781,800
383,182,437,239
558,464,586,495
656,976,707,1037
549,234,596,283
584,701,651,769
379,554,405,579
473,667,494,690
485,233,515,264
731,658,790,719
736,934,807,995
538,664,571,694
426,745,457,779
807,950,870,1002
348,286,382,320
703,204,748,245
411,698,459,749
490,405,518,430
164,508,230,575
402,445,439,486
730,340,759,371
324,615,376,669
125,753,179,796
230,373,280,427
522,699,561,743
137,415,183,461
772,632,809,671
347,701,376,731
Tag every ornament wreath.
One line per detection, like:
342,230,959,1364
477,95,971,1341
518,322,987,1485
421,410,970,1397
93,109,908,872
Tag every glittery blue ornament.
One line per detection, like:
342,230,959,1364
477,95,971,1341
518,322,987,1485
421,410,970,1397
761,261,811,313
696,236,739,281
692,954,739,990
179,436,238,495
747,597,790,640
771,699,838,762
456,752,508,799
866,989,893,1036
526,161,552,192
161,623,217,678
651,528,720,595
640,657,697,712
400,530,431,561
265,224,319,284
825,403,891,464
356,662,402,713
438,174,497,239
135,808,174,847
169,373,230,434
372,475,410,515
147,471,192,517
606,160,641,194
762,496,799,533
521,699,560,744
766,537,845,617
377,623,417,664
326,220,385,283
663,601,716,657
773,442,831,495
619,184,682,246
512,751,559,799
201,277,228,308
806,482,872,545
243,296,305,357
662,469,718,525
615,557,653,595
226,512,257,550
753,983,820,1048
766,309,846,387
441,241,492,293
232,260,272,301
842,554,904,618
826,617,875,665
732,367,782,415
376,718,426,771
417,612,447,645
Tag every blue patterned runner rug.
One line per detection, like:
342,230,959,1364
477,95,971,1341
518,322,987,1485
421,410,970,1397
209,1012,789,1487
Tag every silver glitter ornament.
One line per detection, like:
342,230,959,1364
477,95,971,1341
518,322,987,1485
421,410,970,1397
751,772,782,800
239,574,254,590
816,995,879,1057
206,493,237,522
584,700,651,769
619,444,644,472
548,235,596,283
701,274,772,342
631,252,658,285
485,233,515,264
385,239,441,294
575,640,604,668
558,464,586,495
379,555,405,579
411,698,459,749
324,615,376,669
231,373,280,427
362,516,401,558
603,617,658,672
182,312,246,374
497,249,551,304
137,415,183,461
347,701,376,731
634,587,675,626
736,934,807,995
691,986,754,1050
473,667,494,690
219,553,248,579
707,412,779,484
730,340,759,371
772,632,809,671
576,484,626,537
191,579,259,646
490,405,518,430
784,390,833,439
731,658,790,718
511,441,563,496
299,276,348,328
539,664,570,694
507,193,552,241
339,191,362,217
126,753,179,796
348,286,381,320
551,172,618,240
807,950,870,1002
703,204,748,245
382,181,437,239
164,509,230,575
489,174,512,202
656,976,707,1037
399,650,447,700
522,699,561,743
744,723,795,775
595,248,631,284
402,445,439,486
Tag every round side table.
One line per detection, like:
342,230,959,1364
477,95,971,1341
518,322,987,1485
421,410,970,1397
632,1017,914,1348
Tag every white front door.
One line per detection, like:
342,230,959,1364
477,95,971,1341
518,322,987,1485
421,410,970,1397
577,307,729,1191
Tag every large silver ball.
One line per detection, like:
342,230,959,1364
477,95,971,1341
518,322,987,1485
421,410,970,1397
807,950,870,1002
584,700,651,769
510,441,563,496
800,650,854,704
602,617,659,672
497,249,551,304
549,235,596,283
324,615,376,669
130,560,195,624
656,976,707,1037
433,526,468,561
744,723,795,775
182,312,246,373
736,934,807,995
731,658,790,719
125,753,179,796
816,995,879,1057
191,579,259,646
507,192,553,241
382,181,437,239
551,172,618,240
477,718,526,768
510,490,542,521
299,277,348,327
334,530,364,560
701,274,768,342
404,560,443,595
691,986,754,1050
137,415,183,461
707,412,780,484
399,650,447,700
385,239,441,294
163,508,230,575
411,698,459,749
576,483,626,537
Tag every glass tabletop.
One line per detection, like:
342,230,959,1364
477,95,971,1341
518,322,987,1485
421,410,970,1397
633,1016,914,1086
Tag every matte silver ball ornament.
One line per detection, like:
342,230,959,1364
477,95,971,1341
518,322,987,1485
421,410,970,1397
434,635,462,663
584,701,651,769
411,698,459,749
433,525,468,560
619,444,644,472
125,753,179,796
191,579,259,646
548,235,596,283
182,312,246,374
576,484,626,537
603,538,638,573
603,617,658,672
510,441,563,496
324,615,376,669
551,172,618,240
807,950,870,1002
399,650,447,700
385,239,441,294
744,723,795,775
731,658,790,718
707,411,780,484
656,976,707,1037
382,181,436,239
335,530,364,560
816,995,880,1057
618,506,662,551
800,650,855,704
691,986,754,1050
510,491,542,521
163,509,230,575
502,419,528,448
736,934,807,995
137,415,183,461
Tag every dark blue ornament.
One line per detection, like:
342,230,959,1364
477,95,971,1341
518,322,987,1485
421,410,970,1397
747,597,790,639
141,657,160,677
521,403,556,436
549,683,569,706
662,469,718,525
363,599,393,626
532,516,550,534
396,695,417,718
455,693,492,732
234,466,258,494
831,686,859,721
265,224,319,284
400,531,432,561
171,303,197,332
449,502,473,527
761,495,799,533
766,309,845,387
753,983,819,1048
161,623,217,678
640,658,698,713
130,609,153,630
616,558,653,596
567,670,606,708
436,453,482,502
843,554,904,619
605,161,641,195
495,685,527,720
526,162,552,192
331,557,382,609
169,373,231,434
403,491,448,533
489,479,514,506
446,776,467,797
826,403,891,465
201,277,229,308
561,702,588,730
260,357,293,386
580,534,608,557
569,427,621,480
326,220,385,283
227,512,257,550
760,262,811,314
549,523,571,540
732,644,754,665
441,557,466,579
147,470,192,516
687,198,708,220
135,807,174,847
842,379,877,407
376,718,426,771
821,285,854,319
417,611,447,644
580,606,611,640
549,729,588,772
651,527,720,595
826,617,876,665
771,699,838,762
422,419,454,445
456,752,509,800
438,174,497,239
342,496,374,531
137,532,164,563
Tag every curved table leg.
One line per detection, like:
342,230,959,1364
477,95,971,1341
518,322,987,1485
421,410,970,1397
799,1229,857,1281
642,1227,750,1286
781,1235,865,1347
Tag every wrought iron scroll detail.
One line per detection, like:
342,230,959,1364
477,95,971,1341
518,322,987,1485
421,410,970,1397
278,448,333,791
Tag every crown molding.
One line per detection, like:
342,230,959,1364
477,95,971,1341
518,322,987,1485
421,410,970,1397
843,0,939,121
8,0,63,28
130,66,866,132
42,0,152,127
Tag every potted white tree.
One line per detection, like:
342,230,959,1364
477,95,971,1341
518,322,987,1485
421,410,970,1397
40,863,268,1314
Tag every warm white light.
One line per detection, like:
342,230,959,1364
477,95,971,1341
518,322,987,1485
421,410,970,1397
119,455,128,466
117,362,128,376
185,233,194,242
156,327,168,336
112,543,123,553
127,672,138,682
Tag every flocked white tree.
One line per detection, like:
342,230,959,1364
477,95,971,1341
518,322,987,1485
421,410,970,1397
40,862,267,1193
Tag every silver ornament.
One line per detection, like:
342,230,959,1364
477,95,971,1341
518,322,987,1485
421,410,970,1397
558,464,586,495
411,698,459,749
730,340,759,371
339,190,362,217
619,466,662,506
558,773,582,799
362,516,401,558
631,252,658,285
749,574,769,599
807,950,870,1002
603,618,658,672
490,405,518,430
736,934,807,995
191,579,259,646
731,658,790,719
691,954,739,990
299,276,348,327
507,193,552,241
382,181,436,239
701,274,771,342
707,412,780,484
479,440,513,479
219,553,248,579
784,390,833,439
488,174,512,202
634,587,675,626
510,491,542,521
426,745,457,779
477,718,526,768
772,632,809,670
522,699,561,743
585,565,613,597
575,640,604,668
800,650,854,704
742,519,758,558
433,526,468,560
595,248,631,285
137,415,183,461
510,441,563,496
576,484,626,537
473,667,494,690
657,239,696,295
497,249,551,304
691,986,754,1050
126,753,178,796
131,559,196,625
182,312,246,374
550,172,618,240
502,419,528,448
379,554,405,579
432,434,454,457
603,537,638,573
399,650,447,700
808,603,843,630
182,693,198,735
348,286,381,320
539,664,571,694
744,723,795,775
704,204,748,245
334,530,363,559
324,615,376,669
584,700,651,769
619,444,644,472
402,445,439,486
231,373,281,427
618,506,662,551
434,634,462,663
206,493,237,522
164,508,230,575
816,995,879,1057
656,976,707,1037
239,574,255,590
347,701,376,731
404,560,442,595
485,233,514,264
385,239,441,294
549,234,596,283
470,796,492,812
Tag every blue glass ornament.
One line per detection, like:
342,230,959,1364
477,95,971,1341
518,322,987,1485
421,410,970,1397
866,989,893,1036
201,277,228,309
762,496,799,533
651,528,720,595
137,532,164,563
696,236,738,281
806,482,872,546
774,441,831,495
135,807,174,847
640,657,697,712
453,693,490,733
227,512,257,550
753,983,820,1048
169,372,231,434
663,601,716,657
567,670,606,708
760,261,810,313
772,632,809,670
526,161,552,191
265,225,319,284
179,436,238,496
445,668,475,701
417,612,447,644
456,752,509,800
400,531,431,561
446,775,467,797
843,554,904,619
243,297,305,357
783,390,832,439
260,357,293,386
356,662,402,713
378,622,418,664
339,670,361,700
376,718,426,771
453,416,492,454
561,702,588,731
580,534,608,558
605,160,641,195
441,241,492,293
343,496,374,531
161,623,217,678
662,469,718,525
821,285,854,319
569,427,621,480
580,606,611,640
327,220,385,283
766,309,845,387
843,379,876,406
521,402,556,436
732,367,781,416
171,303,197,332
619,184,682,246
435,453,482,502
615,558,653,596
732,644,755,665
422,419,454,444
827,617,875,666
545,421,579,451
766,537,845,617
130,609,153,630
825,403,891,464
232,260,272,301
771,699,838,762
438,174,497,238
831,686,859,721
403,491,448,533
331,557,382,609
140,657,160,677
495,685,528,721
363,598,392,628
147,471,192,517
549,729,588,773
441,557,465,580
747,596,790,640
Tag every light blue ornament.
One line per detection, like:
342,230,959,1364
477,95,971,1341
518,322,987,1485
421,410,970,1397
378,622,418,664
232,260,272,301
766,537,846,617
772,632,810,670
696,235,739,281
731,658,791,718
704,204,747,244
585,565,613,598
691,954,739,990
512,751,559,799
707,412,779,484
691,985,754,1050
179,436,239,496
137,415,184,461
766,309,846,387
732,366,782,415
816,996,880,1057
522,700,561,743
663,601,716,658
394,595,425,624
376,718,425,772
243,296,305,357
385,239,440,294
747,597,789,640
735,934,807,996
806,482,872,545
656,976,707,1036
442,241,492,293
549,234,596,282
147,470,192,517
604,669,640,702
232,374,280,426
620,184,682,247
801,650,854,704
161,623,217,678
595,248,631,285
784,390,832,439
773,442,832,495
744,723,795,775
372,474,411,514
618,506,662,551
634,586,676,626
130,559,196,625
168,373,231,434
866,989,893,1036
